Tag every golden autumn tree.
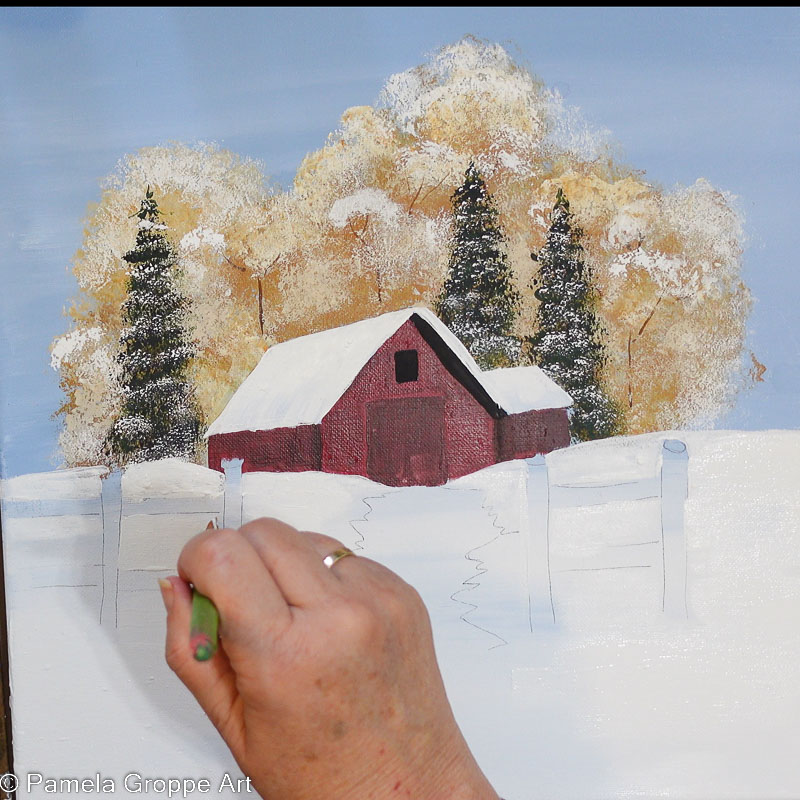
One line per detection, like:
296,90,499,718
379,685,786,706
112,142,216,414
282,38,752,434
54,37,756,467
53,144,274,466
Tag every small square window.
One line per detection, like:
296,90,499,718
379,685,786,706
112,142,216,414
394,349,419,383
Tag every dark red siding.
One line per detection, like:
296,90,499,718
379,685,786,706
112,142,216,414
366,396,446,486
321,320,496,484
494,407,570,462
208,425,321,473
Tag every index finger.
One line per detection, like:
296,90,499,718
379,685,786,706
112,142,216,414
178,528,292,649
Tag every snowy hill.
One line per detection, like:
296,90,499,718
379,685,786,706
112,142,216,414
2,430,799,798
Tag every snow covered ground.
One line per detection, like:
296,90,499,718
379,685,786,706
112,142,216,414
2,430,799,798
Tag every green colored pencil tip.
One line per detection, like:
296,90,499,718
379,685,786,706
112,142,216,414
193,640,214,662
190,590,219,662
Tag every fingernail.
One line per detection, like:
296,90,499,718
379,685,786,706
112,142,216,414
158,578,174,612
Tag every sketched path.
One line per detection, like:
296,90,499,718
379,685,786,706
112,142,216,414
349,485,523,649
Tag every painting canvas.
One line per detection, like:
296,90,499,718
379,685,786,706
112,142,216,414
1,8,799,798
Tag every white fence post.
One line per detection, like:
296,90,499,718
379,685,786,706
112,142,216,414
661,439,688,618
222,458,244,529
100,469,122,627
525,454,555,628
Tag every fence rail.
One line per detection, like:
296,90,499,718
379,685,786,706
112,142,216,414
548,475,661,507
2,439,689,630
524,439,688,626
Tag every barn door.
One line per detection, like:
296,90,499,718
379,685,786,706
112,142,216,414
366,396,446,486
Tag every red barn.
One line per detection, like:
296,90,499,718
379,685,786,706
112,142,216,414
206,307,571,486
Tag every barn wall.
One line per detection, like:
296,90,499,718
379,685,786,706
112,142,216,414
208,425,322,474
321,320,496,485
494,407,570,462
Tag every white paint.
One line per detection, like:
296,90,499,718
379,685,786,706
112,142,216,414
118,461,224,572
4,430,800,797
100,470,122,628
137,218,167,231
118,513,221,572
547,433,664,486
206,306,571,436
450,458,529,543
6,581,240,790
179,225,226,253
4,514,103,595
607,206,648,248
661,440,689,617
49,326,105,370
543,87,612,161
608,247,692,296
379,38,549,140
122,458,224,501
524,455,554,628
221,458,243,529
328,188,401,228
1,465,107,501
483,364,572,413
495,148,525,174
240,469,373,543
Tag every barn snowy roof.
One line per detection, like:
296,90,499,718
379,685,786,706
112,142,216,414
482,365,573,414
206,307,572,436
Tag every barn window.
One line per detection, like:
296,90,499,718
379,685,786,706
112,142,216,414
394,349,419,383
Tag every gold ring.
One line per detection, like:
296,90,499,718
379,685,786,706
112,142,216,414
323,548,355,569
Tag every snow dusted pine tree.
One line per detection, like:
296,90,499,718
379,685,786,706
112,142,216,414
109,189,202,463
436,162,520,368
528,188,619,441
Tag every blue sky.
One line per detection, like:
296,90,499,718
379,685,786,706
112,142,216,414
1,7,798,477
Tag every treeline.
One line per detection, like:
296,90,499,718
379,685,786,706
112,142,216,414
53,38,754,467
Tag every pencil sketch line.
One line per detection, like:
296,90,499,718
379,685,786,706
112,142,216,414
555,565,652,573
449,486,515,650
347,492,392,552
607,540,661,548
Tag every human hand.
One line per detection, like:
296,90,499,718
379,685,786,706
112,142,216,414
160,517,499,800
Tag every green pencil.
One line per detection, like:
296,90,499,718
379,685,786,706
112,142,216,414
190,589,219,661
191,518,220,661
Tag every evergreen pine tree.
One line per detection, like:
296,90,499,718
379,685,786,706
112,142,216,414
436,162,520,368
109,189,202,463
528,188,619,441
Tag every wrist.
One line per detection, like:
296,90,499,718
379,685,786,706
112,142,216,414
353,726,499,800
416,731,500,800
